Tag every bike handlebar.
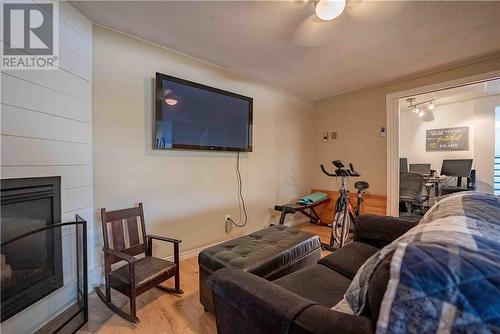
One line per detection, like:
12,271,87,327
321,161,360,177
320,164,337,177
349,163,360,176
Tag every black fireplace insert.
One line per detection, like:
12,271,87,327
1,177,63,322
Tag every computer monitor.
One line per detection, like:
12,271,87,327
400,158,408,173
409,163,431,176
440,159,473,177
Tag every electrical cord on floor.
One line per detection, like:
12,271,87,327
228,152,248,228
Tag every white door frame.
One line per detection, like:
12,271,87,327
385,70,500,216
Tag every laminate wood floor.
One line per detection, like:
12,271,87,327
79,223,332,334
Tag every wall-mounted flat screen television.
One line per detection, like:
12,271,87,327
154,73,253,152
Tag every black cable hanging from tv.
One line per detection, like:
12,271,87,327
228,152,248,228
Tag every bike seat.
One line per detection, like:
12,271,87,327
354,181,369,191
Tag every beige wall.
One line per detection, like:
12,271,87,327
92,26,314,268
400,95,498,193
313,56,500,196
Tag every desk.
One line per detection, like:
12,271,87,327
423,176,441,198
422,175,448,208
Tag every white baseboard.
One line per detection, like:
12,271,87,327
162,219,310,262
93,222,310,284
91,235,246,286
162,236,240,262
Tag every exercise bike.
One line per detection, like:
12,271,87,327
320,160,369,251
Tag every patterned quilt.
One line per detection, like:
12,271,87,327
344,191,500,333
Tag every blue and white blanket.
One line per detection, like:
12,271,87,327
344,192,500,333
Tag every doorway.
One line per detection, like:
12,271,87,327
386,70,500,216
398,79,499,217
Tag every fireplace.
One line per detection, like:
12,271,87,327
1,177,63,322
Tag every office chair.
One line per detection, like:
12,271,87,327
409,163,431,176
400,172,426,214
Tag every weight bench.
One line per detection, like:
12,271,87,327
274,196,330,225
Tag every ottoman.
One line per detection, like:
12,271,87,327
198,225,321,313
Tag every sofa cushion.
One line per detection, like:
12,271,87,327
291,304,373,334
273,264,351,308
354,214,419,248
318,242,379,279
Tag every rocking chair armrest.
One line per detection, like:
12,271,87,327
103,248,138,264
146,235,182,244
146,235,181,264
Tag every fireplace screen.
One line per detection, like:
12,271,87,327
1,177,63,322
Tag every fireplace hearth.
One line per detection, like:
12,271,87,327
1,177,63,322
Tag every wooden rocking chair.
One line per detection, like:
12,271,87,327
95,203,183,323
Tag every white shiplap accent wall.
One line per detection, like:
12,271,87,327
0,2,93,333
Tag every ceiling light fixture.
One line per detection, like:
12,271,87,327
163,89,179,106
422,110,435,122
165,98,178,106
315,0,346,21
428,101,435,110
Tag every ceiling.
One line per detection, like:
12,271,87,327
399,78,500,112
71,1,500,101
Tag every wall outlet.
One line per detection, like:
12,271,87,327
225,215,232,233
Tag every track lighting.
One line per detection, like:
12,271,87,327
407,98,436,117
406,98,435,122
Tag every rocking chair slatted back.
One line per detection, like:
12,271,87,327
127,217,141,246
100,203,147,265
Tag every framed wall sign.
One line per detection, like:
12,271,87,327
426,127,469,151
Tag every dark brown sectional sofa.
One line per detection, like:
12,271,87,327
209,214,419,334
